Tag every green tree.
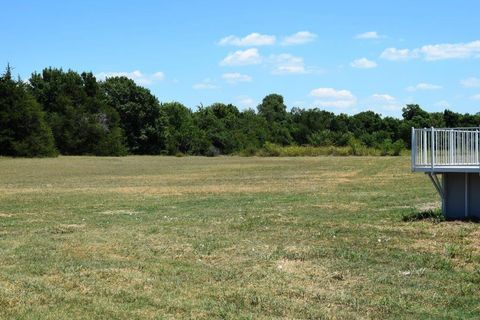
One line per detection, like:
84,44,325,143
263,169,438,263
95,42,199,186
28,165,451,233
28,68,126,155
101,76,163,154
290,108,335,145
159,102,201,154
257,94,292,145
0,65,57,157
194,103,242,154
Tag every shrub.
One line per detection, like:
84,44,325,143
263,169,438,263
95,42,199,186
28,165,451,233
205,145,221,157
379,139,393,156
391,139,405,156
348,138,368,156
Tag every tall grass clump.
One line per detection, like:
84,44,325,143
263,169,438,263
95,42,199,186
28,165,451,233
258,141,385,157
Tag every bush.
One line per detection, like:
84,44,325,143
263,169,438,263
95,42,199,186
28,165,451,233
237,145,258,156
205,145,221,157
308,130,333,146
391,139,405,156
348,138,367,156
259,142,281,156
379,139,393,156
377,139,405,156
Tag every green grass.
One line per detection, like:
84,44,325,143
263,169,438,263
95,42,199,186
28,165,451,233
0,156,479,319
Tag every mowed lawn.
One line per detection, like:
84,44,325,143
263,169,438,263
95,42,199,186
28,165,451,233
0,156,479,319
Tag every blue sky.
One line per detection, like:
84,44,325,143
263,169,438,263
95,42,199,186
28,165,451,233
2,0,480,117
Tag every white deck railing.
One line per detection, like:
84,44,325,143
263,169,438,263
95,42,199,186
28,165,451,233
412,127,480,172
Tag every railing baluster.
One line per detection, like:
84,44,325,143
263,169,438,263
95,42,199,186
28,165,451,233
431,127,435,170
475,129,478,165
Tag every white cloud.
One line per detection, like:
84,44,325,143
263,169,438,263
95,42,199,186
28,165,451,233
406,83,442,92
369,93,402,112
380,48,419,61
193,78,218,90
421,40,480,61
222,72,252,84
281,31,317,45
471,94,480,101
355,31,380,39
220,48,262,66
461,77,480,88
236,96,256,109
310,87,357,109
350,58,377,69
152,72,165,80
269,53,308,74
372,93,395,101
381,40,480,61
218,33,275,46
95,70,165,85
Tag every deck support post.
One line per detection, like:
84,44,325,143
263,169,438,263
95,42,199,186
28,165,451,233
465,173,469,219
427,172,444,202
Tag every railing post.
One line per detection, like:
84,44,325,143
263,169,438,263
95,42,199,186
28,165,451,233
431,127,435,171
476,129,479,169
411,127,416,171
423,129,427,164
450,129,454,165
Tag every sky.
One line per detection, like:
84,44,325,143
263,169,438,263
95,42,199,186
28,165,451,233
2,0,480,117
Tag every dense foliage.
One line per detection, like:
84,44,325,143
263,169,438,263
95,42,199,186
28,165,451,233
0,66,57,157
29,68,126,156
1,66,479,157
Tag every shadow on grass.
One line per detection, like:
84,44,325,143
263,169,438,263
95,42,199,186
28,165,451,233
402,209,445,223
402,209,480,223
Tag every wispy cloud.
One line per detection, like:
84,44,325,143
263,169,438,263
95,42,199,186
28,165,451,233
218,33,275,46
380,48,418,61
269,53,309,74
222,72,252,84
220,48,262,66
95,70,165,85
461,77,480,88
310,87,357,109
281,31,317,45
236,96,256,109
471,94,480,101
220,31,317,47
350,58,377,69
193,78,218,90
369,93,402,112
421,41,480,60
406,83,442,92
381,40,480,61
355,31,380,39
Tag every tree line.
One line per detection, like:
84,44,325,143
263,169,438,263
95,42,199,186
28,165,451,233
1,66,479,157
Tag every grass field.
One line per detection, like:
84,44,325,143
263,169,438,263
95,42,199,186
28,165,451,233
0,156,479,319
